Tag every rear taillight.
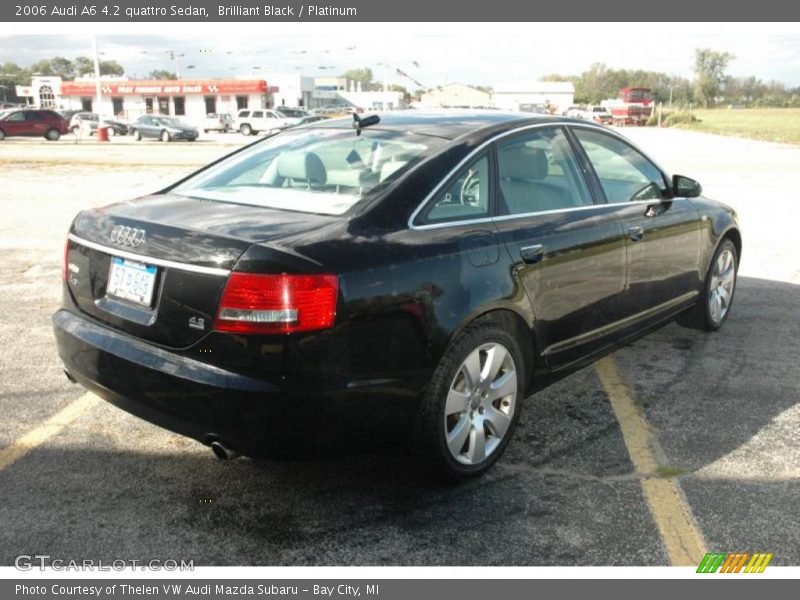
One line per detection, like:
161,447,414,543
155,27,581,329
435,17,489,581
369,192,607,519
215,273,339,334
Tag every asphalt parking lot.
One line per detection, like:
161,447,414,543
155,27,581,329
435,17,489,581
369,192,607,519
0,126,797,566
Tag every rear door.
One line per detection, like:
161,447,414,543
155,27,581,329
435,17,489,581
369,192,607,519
24,111,48,136
571,127,702,314
250,110,265,130
490,126,627,368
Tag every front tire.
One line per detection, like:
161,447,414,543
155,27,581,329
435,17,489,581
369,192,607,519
683,239,738,331
412,321,524,481
240,124,252,136
160,130,170,143
132,129,142,141
0,129,5,141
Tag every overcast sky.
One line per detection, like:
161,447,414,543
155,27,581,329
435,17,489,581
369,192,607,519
2,23,799,87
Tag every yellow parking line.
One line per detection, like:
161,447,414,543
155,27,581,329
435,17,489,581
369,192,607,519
595,356,707,566
0,392,99,472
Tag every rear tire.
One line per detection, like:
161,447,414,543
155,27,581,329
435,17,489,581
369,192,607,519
411,320,524,482
0,129,5,141
45,128,60,141
681,239,738,331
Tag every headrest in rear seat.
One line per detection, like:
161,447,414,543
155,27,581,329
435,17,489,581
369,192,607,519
499,145,548,181
276,151,327,185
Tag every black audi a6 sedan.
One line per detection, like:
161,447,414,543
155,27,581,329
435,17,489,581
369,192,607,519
54,112,741,480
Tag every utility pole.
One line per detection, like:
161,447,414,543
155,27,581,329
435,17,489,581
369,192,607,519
91,35,103,119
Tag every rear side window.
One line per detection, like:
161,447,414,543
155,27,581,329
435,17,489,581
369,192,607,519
573,128,668,202
419,155,491,224
252,111,264,118
497,127,592,215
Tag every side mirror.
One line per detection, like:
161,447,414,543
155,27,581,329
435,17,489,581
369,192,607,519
673,174,702,198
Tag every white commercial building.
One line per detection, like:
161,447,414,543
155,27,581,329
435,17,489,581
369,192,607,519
419,83,492,108
491,81,575,115
270,73,315,109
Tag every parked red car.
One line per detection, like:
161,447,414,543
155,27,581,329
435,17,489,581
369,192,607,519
0,108,69,141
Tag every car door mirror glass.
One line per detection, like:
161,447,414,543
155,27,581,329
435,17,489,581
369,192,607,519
673,175,702,198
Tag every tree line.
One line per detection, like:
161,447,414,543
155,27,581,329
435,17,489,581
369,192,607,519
0,56,169,102
543,49,800,108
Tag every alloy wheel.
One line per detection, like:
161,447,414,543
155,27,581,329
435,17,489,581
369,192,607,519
709,248,736,324
444,342,517,465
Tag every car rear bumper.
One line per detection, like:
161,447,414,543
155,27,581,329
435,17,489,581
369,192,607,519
53,309,421,456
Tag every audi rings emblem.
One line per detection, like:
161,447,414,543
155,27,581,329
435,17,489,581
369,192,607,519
109,225,146,248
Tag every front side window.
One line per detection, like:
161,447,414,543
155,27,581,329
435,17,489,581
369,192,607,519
497,127,592,215
418,155,490,224
172,128,443,216
252,111,264,119
573,128,668,202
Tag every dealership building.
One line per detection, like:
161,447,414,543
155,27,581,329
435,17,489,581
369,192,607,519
19,75,277,121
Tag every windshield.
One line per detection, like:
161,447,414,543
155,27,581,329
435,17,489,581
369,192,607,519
172,127,443,215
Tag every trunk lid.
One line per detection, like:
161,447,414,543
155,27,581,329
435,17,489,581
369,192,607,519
66,193,337,347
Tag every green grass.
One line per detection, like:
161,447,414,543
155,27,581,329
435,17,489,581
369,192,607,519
659,108,800,144
655,465,686,479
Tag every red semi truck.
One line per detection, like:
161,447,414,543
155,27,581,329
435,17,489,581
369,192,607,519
604,87,653,126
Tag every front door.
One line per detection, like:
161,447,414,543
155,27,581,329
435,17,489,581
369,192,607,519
571,127,702,314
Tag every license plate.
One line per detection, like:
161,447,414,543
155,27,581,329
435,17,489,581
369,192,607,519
107,257,157,306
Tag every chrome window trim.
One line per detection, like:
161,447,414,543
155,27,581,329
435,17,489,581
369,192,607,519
408,121,672,231
67,233,231,277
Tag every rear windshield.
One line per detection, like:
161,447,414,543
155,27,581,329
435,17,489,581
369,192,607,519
171,127,444,215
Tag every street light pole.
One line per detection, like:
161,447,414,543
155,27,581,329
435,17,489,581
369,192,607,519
166,51,183,79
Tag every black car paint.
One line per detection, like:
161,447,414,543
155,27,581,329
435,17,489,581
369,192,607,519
54,113,741,456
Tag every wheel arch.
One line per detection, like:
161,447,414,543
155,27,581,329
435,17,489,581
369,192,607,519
721,227,742,263
448,307,538,394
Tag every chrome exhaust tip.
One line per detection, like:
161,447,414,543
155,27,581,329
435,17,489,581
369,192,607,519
210,440,240,461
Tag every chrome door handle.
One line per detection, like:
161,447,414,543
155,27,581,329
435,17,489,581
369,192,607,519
520,244,544,264
628,226,644,242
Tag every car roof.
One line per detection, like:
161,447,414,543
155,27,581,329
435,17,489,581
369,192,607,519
307,110,581,140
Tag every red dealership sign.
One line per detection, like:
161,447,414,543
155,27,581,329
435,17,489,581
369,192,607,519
60,79,269,96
